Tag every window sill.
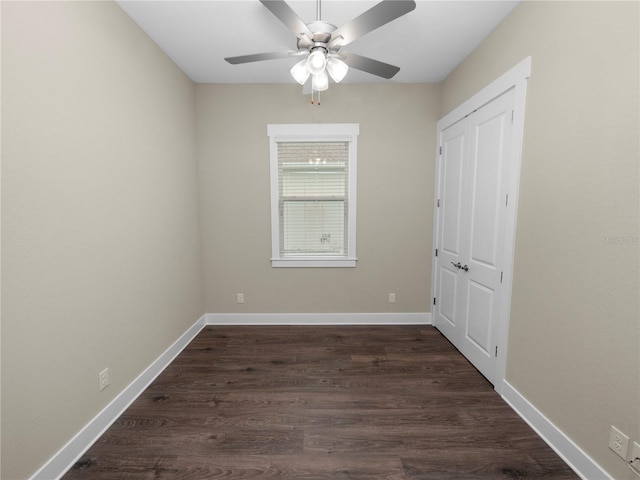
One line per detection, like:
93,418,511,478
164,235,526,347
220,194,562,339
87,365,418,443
271,258,357,268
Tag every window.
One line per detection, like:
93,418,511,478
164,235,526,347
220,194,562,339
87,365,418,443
267,124,359,267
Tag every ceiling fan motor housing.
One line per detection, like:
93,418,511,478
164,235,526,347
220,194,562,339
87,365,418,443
297,21,339,54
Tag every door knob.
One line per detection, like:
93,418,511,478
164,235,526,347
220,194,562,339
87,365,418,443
450,261,468,272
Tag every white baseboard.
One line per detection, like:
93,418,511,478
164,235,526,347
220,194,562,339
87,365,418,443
34,315,606,480
206,312,432,325
501,380,611,480
31,315,207,480
30,312,430,479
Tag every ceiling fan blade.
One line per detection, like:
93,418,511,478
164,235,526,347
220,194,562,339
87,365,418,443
329,0,416,49
259,0,314,41
225,51,297,65
340,52,400,79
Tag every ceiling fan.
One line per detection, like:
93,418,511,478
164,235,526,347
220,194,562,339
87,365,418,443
224,0,416,93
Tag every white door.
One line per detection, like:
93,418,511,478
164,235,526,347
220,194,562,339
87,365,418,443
433,89,515,384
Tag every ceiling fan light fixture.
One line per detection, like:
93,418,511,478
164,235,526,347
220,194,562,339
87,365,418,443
327,57,349,83
307,49,327,75
290,59,310,85
225,0,417,102
312,70,329,91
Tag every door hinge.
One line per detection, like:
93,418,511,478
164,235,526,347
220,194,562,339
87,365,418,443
433,297,436,306
505,193,509,206
439,146,442,155
500,271,503,283
511,110,514,123
437,199,440,207
435,248,438,257
495,346,498,357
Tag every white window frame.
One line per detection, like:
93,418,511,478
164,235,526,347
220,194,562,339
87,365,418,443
267,123,359,268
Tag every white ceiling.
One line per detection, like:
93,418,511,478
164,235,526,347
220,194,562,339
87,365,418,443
116,0,520,84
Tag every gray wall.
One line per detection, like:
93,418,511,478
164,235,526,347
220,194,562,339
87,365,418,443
1,2,204,478
441,2,639,478
196,83,439,314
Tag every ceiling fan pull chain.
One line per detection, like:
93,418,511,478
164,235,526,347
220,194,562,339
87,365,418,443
309,89,321,106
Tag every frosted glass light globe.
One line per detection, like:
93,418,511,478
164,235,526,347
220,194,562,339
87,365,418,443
307,50,327,75
327,57,349,83
290,59,310,85
312,71,329,92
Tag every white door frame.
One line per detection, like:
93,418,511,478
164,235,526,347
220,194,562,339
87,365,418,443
431,57,531,395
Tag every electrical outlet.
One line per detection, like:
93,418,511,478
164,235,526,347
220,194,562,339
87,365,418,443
237,293,244,304
609,425,630,459
99,368,110,391
388,293,396,303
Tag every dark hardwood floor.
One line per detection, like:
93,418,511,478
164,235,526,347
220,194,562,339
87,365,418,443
64,325,578,479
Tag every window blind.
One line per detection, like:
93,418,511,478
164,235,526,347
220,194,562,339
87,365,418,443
277,141,349,257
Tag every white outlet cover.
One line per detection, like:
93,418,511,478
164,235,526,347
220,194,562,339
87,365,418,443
608,425,630,459
99,368,110,391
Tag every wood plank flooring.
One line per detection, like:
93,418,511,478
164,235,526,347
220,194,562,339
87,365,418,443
64,326,578,479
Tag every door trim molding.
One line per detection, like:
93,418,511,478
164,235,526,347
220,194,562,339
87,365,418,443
439,57,532,130
432,56,532,394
